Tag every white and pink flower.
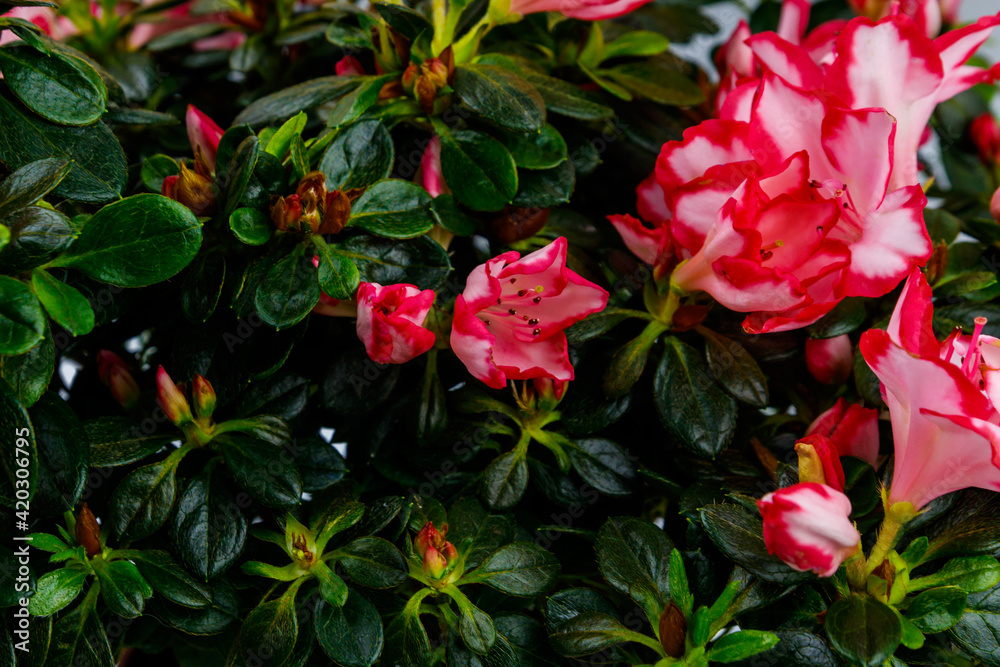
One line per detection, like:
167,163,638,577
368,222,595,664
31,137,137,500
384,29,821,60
806,397,880,465
758,482,860,576
356,282,436,365
860,268,1000,509
450,237,608,389
507,0,651,21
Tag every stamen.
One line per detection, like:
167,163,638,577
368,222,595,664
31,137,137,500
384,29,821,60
942,326,962,364
508,308,517,315
533,296,542,304
962,317,988,378
532,329,541,336
517,289,528,297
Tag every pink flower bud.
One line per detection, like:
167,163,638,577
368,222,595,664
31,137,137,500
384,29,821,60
356,282,436,365
805,335,854,385
185,105,224,174
794,434,845,491
991,185,1000,224
970,113,1000,165
192,375,216,421
423,545,448,579
336,55,365,77
806,398,879,466
97,350,139,410
414,521,442,556
417,136,447,198
161,174,178,200
157,366,192,425
758,482,860,577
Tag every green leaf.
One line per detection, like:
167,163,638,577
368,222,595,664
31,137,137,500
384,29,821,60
699,503,813,585
110,456,180,541
170,467,248,580
701,329,768,407
222,435,303,509
326,77,386,129
0,85,125,203
383,592,432,667
46,600,113,666
27,568,87,616
808,298,867,339
348,179,433,239
429,194,476,236
231,586,299,666
314,590,384,667
603,61,703,106
373,2,431,39
129,549,212,609
511,160,575,208
655,336,737,457
906,586,966,633
547,612,638,657
949,580,1000,665
595,516,671,621
325,23,371,49
336,235,451,290
481,450,528,511
0,331,53,407
0,205,74,273
435,123,518,212
447,588,496,655
315,240,360,301
234,76,359,127
181,250,226,324
0,377,35,506
521,71,613,121
30,269,93,336
336,537,407,589
495,124,567,170
320,120,394,191
93,559,153,619
223,136,260,218
924,208,961,245
0,156,70,215
30,392,87,517
51,194,202,287
155,579,240,636
733,630,840,667
453,64,545,132
825,595,901,667
910,556,1000,594
85,416,172,467
567,438,634,496
0,275,44,354
669,549,692,616
140,154,178,193
254,245,321,330
0,46,106,125
229,207,273,246
602,31,671,60
707,630,781,663
469,542,559,596
264,111,307,158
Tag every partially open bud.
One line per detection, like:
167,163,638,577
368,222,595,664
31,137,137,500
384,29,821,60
296,171,327,225
76,504,102,559
285,515,318,570
320,190,352,234
192,375,216,422
157,366,193,425
97,350,139,410
658,603,687,658
402,63,420,93
336,55,365,77
186,104,224,174
166,163,217,217
271,194,304,232
423,545,448,579
971,113,1000,165
532,378,567,412
795,434,845,492
424,58,449,89
415,521,445,555
415,520,458,580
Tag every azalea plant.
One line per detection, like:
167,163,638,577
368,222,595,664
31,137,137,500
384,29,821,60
4,0,1000,665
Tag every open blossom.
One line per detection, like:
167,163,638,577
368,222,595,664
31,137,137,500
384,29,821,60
805,335,854,385
450,237,608,389
758,482,860,576
1,7,77,45
860,268,1000,509
806,397,879,465
848,0,963,37
507,0,651,20
356,282,436,365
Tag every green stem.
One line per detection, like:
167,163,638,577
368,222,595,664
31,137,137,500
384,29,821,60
845,544,867,591
866,514,904,575
431,0,448,52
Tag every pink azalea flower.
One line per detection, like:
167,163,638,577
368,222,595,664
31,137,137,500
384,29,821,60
796,434,847,492
758,482,860,577
127,1,231,51
805,334,854,385
186,104,224,174
805,397,880,466
356,282,436,365
860,268,1000,509
848,0,965,37
507,0,651,21
450,237,608,389
335,55,366,77
0,6,77,45
971,113,1000,165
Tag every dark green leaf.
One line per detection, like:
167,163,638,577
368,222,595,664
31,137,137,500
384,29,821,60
31,269,94,335
320,120,394,190
254,245,321,330
522,71,613,121
435,123,518,212
314,590,384,667
337,234,451,290
27,567,87,616
655,336,737,457
906,586,966,633
234,76,358,127
0,156,70,215
110,456,179,541
181,250,226,324
170,467,248,580
348,179,433,239
702,329,768,407
826,594,901,666
0,331,52,407
30,392,87,517
453,64,545,132
0,275,44,354
231,587,299,666
45,602,113,667
732,630,840,667
910,556,1000,594
130,549,212,609
949,580,1000,665
85,416,172,467
155,580,240,636
707,630,780,663
0,205,74,273
52,194,202,287
595,516,670,619
496,124,567,170
511,160,575,208
471,541,559,596
94,559,153,619
230,207,273,246
429,194,476,236
337,537,407,588
223,136,259,217
548,612,634,657
481,451,528,511
0,46,106,125
0,377,35,505
603,61,703,105
568,438,634,496
222,435,302,509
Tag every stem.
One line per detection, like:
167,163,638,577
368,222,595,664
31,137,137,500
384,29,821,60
866,514,904,574
431,0,448,52
846,545,867,591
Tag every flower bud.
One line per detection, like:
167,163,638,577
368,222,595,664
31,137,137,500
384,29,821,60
658,602,686,658
415,521,444,556
296,171,328,213
192,374,216,421
271,194,304,232
970,113,1000,165
424,58,449,89
319,190,351,235
532,378,567,411
415,75,438,114
758,482,860,577
805,334,853,385
96,350,139,410
161,174,178,200
170,163,217,217
157,366,193,425
992,185,1000,224
417,136,447,198
794,434,845,491
401,63,420,93
423,545,448,579
336,55,365,77
76,503,102,559
186,104,224,174
805,398,879,466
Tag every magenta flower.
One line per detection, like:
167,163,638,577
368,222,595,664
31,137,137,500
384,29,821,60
356,283,436,365
861,268,1000,509
758,482,860,576
450,237,608,389
805,398,880,466
805,335,854,385
507,0,651,21
186,104,224,174
417,136,448,198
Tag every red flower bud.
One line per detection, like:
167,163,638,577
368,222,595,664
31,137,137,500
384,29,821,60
157,366,192,425
271,195,304,232
992,186,1000,224
971,113,1000,165
805,335,853,385
415,521,443,556
192,375,216,421
422,545,448,579
76,503,102,559
96,350,139,410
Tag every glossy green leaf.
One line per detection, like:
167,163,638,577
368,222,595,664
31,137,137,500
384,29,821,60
109,456,180,541
825,595,901,667
314,590,384,667
453,64,545,132
348,179,433,239
27,568,87,616
0,156,70,215
254,245,320,330
31,269,94,336
0,46,106,125
0,275,44,354
435,124,518,212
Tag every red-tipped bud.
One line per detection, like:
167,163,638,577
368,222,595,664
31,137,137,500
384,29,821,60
971,113,1000,165
402,63,420,93
192,375,216,421
161,174,178,199
441,541,458,562
271,194,304,232
415,521,442,556
157,366,192,425
424,58,449,88
76,503,102,559
186,104,224,174
422,545,448,579
805,335,853,385
97,350,139,410
336,55,365,77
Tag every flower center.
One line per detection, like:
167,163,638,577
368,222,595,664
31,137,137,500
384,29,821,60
943,316,988,383
479,278,545,337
